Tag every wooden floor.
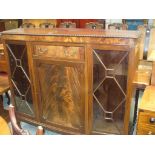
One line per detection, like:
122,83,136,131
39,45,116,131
0,95,11,134
0,109,9,121
0,108,11,135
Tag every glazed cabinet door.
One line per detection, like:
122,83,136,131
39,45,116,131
92,47,129,134
32,44,86,134
5,42,35,118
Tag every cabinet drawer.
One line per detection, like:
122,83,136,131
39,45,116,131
138,111,155,127
33,45,85,61
137,124,155,135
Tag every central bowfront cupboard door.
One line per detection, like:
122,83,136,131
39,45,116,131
89,45,129,135
32,44,86,134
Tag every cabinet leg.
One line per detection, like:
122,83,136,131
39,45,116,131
5,92,10,105
12,120,22,135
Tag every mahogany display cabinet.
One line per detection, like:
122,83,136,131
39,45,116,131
1,28,140,134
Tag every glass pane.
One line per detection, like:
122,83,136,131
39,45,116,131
93,49,128,134
93,100,121,134
93,52,106,90
94,78,125,112
9,44,25,59
8,50,16,75
114,56,128,93
21,48,30,77
95,49,127,69
37,63,85,129
7,43,34,116
12,66,30,95
12,84,34,116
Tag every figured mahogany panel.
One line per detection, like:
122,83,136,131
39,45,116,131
36,62,85,130
6,43,34,116
93,49,129,134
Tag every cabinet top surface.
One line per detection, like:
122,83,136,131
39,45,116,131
139,86,155,112
1,28,140,39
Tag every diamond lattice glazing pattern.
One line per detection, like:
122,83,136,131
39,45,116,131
93,49,128,134
7,43,34,116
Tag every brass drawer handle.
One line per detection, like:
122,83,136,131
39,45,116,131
37,47,48,54
149,117,155,123
64,47,77,57
148,131,152,135
64,47,69,56
0,52,4,55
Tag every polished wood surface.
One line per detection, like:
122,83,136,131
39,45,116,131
139,86,155,112
151,61,155,85
1,28,139,38
2,28,140,134
138,111,155,126
0,75,9,95
0,44,8,72
137,123,155,135
0,116,11,135
137,25,146,60
33,45,84,60
133,69,151,89
0,61,7,72
147,28,155,61
138,60,153,70
0,44,4,50
137,86,155,135
35,62,85,131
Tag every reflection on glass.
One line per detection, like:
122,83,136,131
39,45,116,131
93,49,128,134
7,43,34,116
